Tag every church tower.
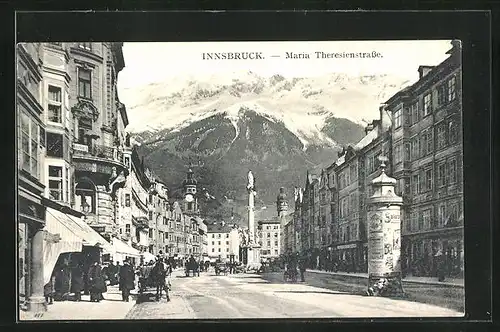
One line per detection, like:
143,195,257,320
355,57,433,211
182,168,199,216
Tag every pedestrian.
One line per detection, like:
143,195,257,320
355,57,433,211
119,259,135,302
70,263,84,302
435,250,446,282
298,254,306,282
44,273,56,305
107,261,118,286
115,261,121,284
88,260,107,302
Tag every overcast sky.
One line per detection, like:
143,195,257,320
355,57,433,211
117,40,453,90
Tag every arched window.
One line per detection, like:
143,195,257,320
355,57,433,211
75,180,96,214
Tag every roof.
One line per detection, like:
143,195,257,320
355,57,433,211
258,218,280,225
353,125,379,151
207,222,236,233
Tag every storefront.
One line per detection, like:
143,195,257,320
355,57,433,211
402,226,463,278
43,205,112,297
335,243,361,272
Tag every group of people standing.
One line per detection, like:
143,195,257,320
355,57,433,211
43,257,141,304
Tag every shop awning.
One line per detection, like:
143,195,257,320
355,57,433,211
43,207,111,285
108,238,141,257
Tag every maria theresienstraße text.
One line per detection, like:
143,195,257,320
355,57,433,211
201,51,383,60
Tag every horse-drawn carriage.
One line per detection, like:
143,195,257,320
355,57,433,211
185,260,200,277
215,262,228,276
137,263,170,303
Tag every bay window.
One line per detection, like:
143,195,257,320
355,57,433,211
447,76,456,101
48,166,63,201
48,85,62,123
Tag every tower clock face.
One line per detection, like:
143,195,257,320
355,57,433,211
185,194,194,202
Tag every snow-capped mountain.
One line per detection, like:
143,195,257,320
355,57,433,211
120,72,410,149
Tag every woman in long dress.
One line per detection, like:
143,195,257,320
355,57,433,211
88,260,107,302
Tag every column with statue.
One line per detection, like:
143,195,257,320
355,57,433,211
245,170,261,270
366,156,405,297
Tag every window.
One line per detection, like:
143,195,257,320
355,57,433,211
78,68,92,99
404,143,411,162
410,102,419,125
212,234,215,238
425,169,433,192
394,144,402,164
124,194,130,207
423,93,432,116
149,211,153,220
274,233,278,238
149,229,153,238
78,42,92,50
438,204,446,227
437,84,447,106
274,241,278,246
267,241,271,247
217,234,221,238
437,124,447,149
48,166,63,201
410,137,419,160
125,224,130,233
448,76,456,101
226,234,229,238
275,250,278,255
410,211,418,232
75,181,95,213
449,120,459,144
446,203,459,226
48,85,62,123
449,159,458,184
226,241,229,245
394,109,402,128
218,248,221,252
19,109,41,178
218,241,221,245
412,174,419,195
267,233,270,238
423,209,431,229
426,131,433,153
420,132,427,156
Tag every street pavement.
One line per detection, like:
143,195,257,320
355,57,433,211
125,269,463,319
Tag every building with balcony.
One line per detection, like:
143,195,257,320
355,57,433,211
17,42,47,313
386,40,463,278
69,42,128,239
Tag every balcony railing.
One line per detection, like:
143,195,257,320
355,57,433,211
73,143,124,163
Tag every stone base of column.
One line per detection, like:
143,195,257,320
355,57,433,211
27,295,47,313
367,274,406,297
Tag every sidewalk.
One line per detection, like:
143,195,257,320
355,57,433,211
19,285,135,321
307,269,464,288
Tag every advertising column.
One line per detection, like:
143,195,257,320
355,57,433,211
366,157,404,297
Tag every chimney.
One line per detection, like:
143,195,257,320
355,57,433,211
418,65,435,79
364,122,374,135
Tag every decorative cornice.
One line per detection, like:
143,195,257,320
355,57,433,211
70,47,104,64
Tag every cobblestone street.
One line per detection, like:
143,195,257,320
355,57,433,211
124,270,463,319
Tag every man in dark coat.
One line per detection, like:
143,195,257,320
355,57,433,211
70,263,84,301
298,254,306,282
88,260,107,302
119,259,135,302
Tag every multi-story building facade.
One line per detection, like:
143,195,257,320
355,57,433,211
331,107,392,273
169,201,187,259
147,180,170,256
207,223,240,261
386,40,463,278
295,41,462,279
17,42,47,313
69,42,129,241
258,219,281,259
